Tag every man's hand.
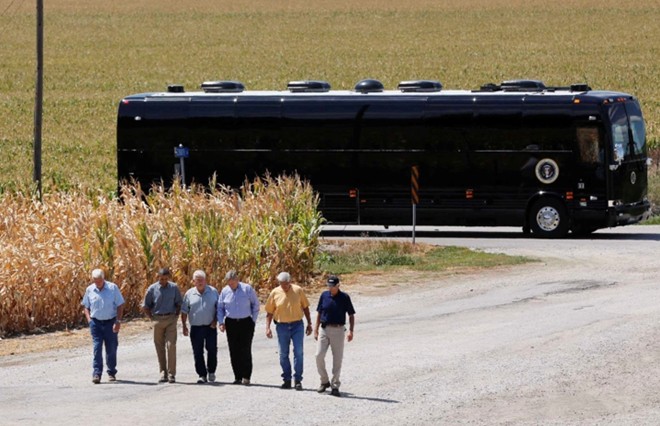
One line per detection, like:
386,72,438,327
305,324,312,336
182,324,189,337
347,330,354,342
219,324,225,333
314,329,319,341
266,328,273,339
112,322,121,334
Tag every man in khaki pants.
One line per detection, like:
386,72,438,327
314,275,355,397
143,268,182,383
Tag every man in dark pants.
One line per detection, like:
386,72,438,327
81,268,125,384
181,270,219,384
217,270,260,385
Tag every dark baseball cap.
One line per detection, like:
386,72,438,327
327,275,340,286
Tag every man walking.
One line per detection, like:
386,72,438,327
81,269,125,384
217,270,260,385
314,275,355,397
181,270,219,384
265,271,312,390
142,267,182,383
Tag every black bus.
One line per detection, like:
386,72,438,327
117,78,651,238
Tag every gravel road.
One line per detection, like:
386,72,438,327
1,225,659,425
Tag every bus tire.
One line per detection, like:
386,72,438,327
529,198,569,238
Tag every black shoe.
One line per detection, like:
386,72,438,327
281,380,292,389
330,387,341,397
294,381,303,391
232,379,241,385
317,382,330,393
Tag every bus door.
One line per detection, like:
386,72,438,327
469,97,525,219
282,98,363,224
422,98,472,224
234,97,282,183
606,102,648,206
358,98,426,224
188,96,238,185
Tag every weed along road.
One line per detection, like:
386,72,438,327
1,226,660,424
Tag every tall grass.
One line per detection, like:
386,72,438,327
0,0,658,193
0,175,323,336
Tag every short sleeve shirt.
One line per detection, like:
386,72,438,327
143,282,183,314
265,284,309,323
181,285,219,326
316,290,355,325
81,281,125,320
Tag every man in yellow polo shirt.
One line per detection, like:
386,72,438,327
265,271,313,390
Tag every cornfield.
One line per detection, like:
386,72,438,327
0,175,323,336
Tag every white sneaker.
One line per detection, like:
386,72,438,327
208,373,216,382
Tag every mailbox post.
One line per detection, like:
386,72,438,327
174,144,189,186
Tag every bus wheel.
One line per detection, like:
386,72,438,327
529,198,569,238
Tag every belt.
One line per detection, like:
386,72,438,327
154,313,175,316
321,323,344,328
275,319,303,325
226,316,252,322
91,317,116,323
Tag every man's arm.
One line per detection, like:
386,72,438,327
181,313,189,336
112,304,124,333
83,307,91,323
347,314,355,342
314,312,321,340
265,313,273,338
303,307,312,336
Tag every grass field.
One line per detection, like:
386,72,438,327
1,0,658,193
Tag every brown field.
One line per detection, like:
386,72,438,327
1,0,658,192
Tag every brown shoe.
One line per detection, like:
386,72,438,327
92,375,101,384
108,375,116,382
168,375,176,383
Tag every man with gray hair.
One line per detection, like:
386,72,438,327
181,270,219,384
265,271,312,390
217,270,260,385
81,269,125,384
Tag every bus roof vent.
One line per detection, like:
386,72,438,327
287,80,331,93
500,79,546,92
200,81,245,93
354,79,384,94
570,83,592,92
167,84,185,93
397,80,443,92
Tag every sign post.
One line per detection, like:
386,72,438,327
411,165,419,244
174,144,189,186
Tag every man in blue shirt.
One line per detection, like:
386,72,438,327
217,270,260,385
142,267,182,383
181,270,219,384
81,269,125,384
314,275,355,397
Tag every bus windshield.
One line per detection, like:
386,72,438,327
626,101,647,158
609,102,646,162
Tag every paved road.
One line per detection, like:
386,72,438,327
1,225,659,425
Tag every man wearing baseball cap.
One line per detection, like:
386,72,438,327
314,274,356,397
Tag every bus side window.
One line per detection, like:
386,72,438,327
576,126,601,164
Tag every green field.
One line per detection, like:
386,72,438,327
1,0,659,193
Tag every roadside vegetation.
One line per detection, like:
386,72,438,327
316,240,529,275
